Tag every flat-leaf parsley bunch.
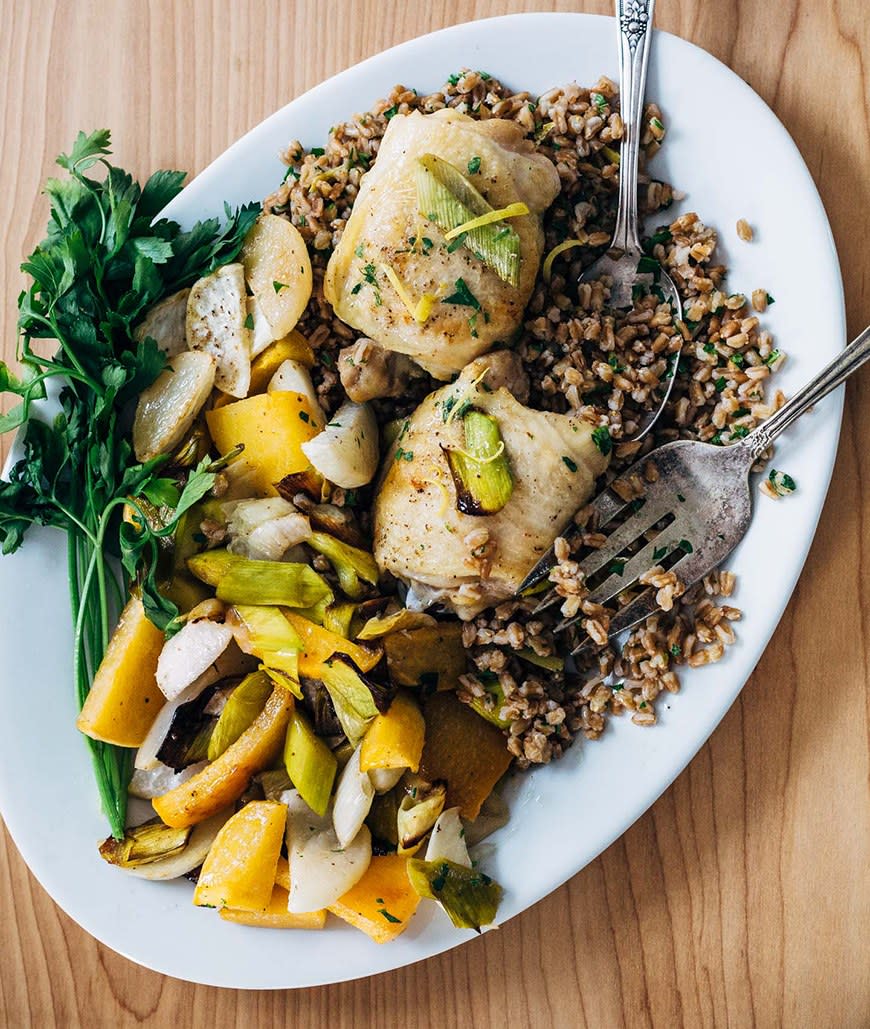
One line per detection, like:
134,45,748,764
0,131,259,835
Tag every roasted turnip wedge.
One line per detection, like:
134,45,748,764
133,288,190,357
268,359,326,425
126,810,232,881
128,760,207,799
283,789,371,913
241,214,312,340
332,744,375,848
425,807,471,867
132,350,216,462
186,263,252,397
301,401,379,489
156,620,234,701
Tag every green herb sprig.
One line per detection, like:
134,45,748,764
0,130,259,836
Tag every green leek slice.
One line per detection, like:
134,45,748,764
406,857,503,930
415,154,521,286
444,410,513,516
307,531,379,601
207,669,274,761
99,819,191,869
284,708,338,816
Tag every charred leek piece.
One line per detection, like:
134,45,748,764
445,410,513,516
307,532,379,601
406,857,503,930
415,154,521,286
99,818,191,868
231,606,302,687
320,655,395,746
284,708,338,816
156,688,218,771
208,670,274,760
217,559,334,610
397,782,446,854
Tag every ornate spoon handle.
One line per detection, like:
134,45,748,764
611,0,656,253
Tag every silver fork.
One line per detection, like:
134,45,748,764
582,0,684,442
519,324,870,655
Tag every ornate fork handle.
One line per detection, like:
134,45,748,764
611,0,656,253
742,325,870,461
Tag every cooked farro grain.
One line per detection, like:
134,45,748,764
264,69,780,770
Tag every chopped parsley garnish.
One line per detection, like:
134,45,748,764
446,232,468,254
730,425,749,439
282,165,299,182
362,263,378,284
653,545,668,561
444,277,481,310
562,455,578,472
383,104,399,120
703,342,716,354
591,426,612,456
354,242,365,258
636,254,660,275
394,447,414,462
730,352,746,369
273,280,288,293
244,313,254,330
448,72,461,86
765,349,782,366
591,91,607,110
766,293,776,305
768,469,796,496
310,146,325,157
611,681,624,692
714,376,727,392
670,644,681,657
350,282,362,294
608,353,624,372
609,558,626,576
479,70,492,80
677,539,694,554
298,410,310,423
677,493,686,502
320,352,335,369
467,155,481,174
378,908,402,924
646,226,673,248
632,283,648,302
421,236,434,254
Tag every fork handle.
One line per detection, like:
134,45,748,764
611,0,657,253
743,324,870,460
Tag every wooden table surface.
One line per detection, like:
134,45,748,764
1,1,867,1026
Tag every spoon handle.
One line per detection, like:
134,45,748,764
742,324,870,460
611,0,657,253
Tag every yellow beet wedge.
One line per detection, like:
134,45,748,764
76,596,166,747
328,855,420,943
220,885,326,930
283,610,381,678
153,686,293,828
194,800,286,911
359,691,425,773
206,392,320,497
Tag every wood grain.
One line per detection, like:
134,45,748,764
1,1,868,1026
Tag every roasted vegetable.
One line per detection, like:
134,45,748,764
320,655,395,746
284,708,337,817
284,788,372,913
301,401,379,489
126,811,232,881
193,800,287,911
220,884,326,929
418,691,512,819
268,359,325,424
415,153,522,286
406,858,502,930
366,786,401,847
208,670,275,760
132,351,216,463
229,605,302,683
76,596,166,748
156,685,218,771
250,333,316,393
241,214,313,340
359,691,425,773
397,779,446,854
156,618,235,701
99,818,191,869
284,611,381,678
186,263,252,397
384,623,466,690
257,767,294,801
216,559,334,611
356,608,437,640
224,497,311,561
133,287,189,357
425,807,470,867
467,672,509,729
332,744,375,847
152,686,293,827
187,547,241,586
206,392,321,497
327,855,421,943
307,531,379,600
444,410,513,516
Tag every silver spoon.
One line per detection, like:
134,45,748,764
584,0,683,442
